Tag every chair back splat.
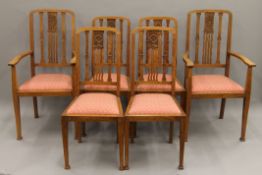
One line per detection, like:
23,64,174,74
29,9,76,68
131,27,178,96
75,27,121,96
139,17,178,73
92,17,131,76
186,10,233,69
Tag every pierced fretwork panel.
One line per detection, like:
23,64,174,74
47,12,58,63
202,12,215,64
139,17,178,70
186,10,232,66
146,30,162,82
77,28,121,93
93,31,105,82
131,27,177,93
30,9,75,66
92,17,131,75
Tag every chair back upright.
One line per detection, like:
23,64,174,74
92,17,131,76
29,9,76,69
131,27,178,96
186,10,233,71
75,27,121,96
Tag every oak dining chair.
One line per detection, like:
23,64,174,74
137,16,186,143
75,16,131,140
61,27,125,170
8,9,76,140
124,26,186,170
183,9,256,141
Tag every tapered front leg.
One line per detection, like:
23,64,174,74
13,94,22,140
240,96,251,142
169,122,174,144
124,120,129,170
82,122,86,137
118,118,124,170
62,117,70,169
130,122,135,143
33,97,39,118
219,98,226,119
184,94,191,142
74,122,82,143
178,118,185,170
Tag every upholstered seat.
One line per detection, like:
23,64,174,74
65,93,121,115
192,75,244,95
127,93,182,115
82,73,129,91
136,74,184,92
19,73,72,92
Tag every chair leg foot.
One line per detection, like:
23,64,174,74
119,166,125,171
178,165,184,170
64,164,71,170
17,136,23,140
240,137,246,142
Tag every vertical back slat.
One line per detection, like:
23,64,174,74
126,20,131,76
202,12,215,64
145,20,150,65
107,30,114,82
163,20,170,81
138,30,144,80
195,13,201,64
48,12,58,63
171,30,177,95
29,11,36,76
85,31,89,81
99,19,103,26
119,19,123,64
216,12,223,64
93,31,104,82
71,12,76,57
39,12,45,64
186,13,191,53
61,12,67,64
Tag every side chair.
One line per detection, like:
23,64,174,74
75,16,131,141
138,16,186,143
124,26,186,170
61,27,125,170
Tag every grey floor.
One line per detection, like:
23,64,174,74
0,97,261,175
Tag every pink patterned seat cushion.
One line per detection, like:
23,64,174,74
127,93,182,115
82,73,129,91
136,74,184,92
19,74,72,92
192,75,244,95
65,93,120,115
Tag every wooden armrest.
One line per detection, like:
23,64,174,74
8,50,33,66
183,53,194,67
228,51,256,67
70,56,77,65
